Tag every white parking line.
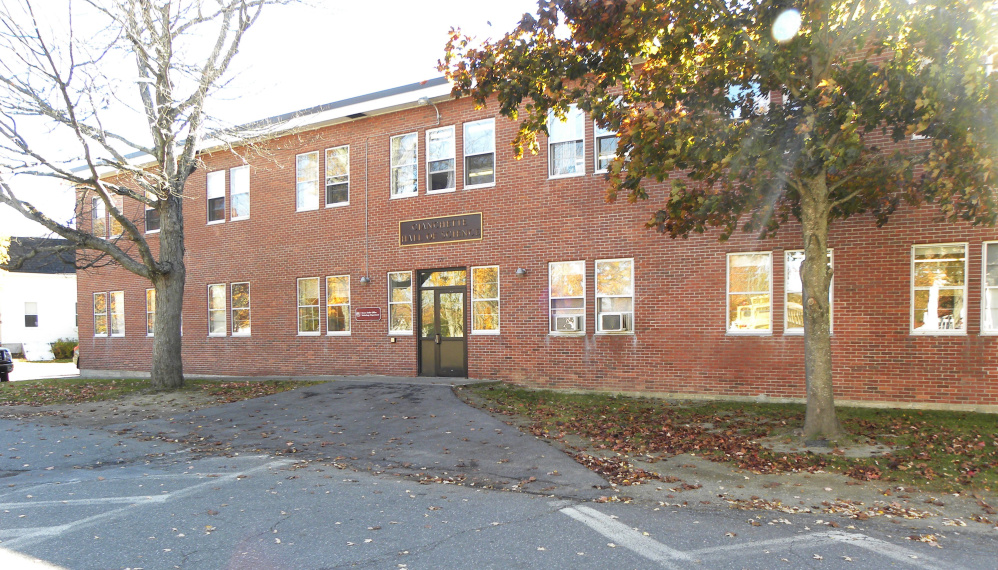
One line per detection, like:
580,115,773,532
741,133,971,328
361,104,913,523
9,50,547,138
826,530,951,570
0,495,169,509
560,505,691,569
1,460,293,549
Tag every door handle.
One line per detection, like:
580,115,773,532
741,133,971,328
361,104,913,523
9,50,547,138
435,334,441,344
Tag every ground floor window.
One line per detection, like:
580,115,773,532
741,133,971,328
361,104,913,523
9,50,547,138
232,282,251,336
93,293,107,336
388,271,413,334
784,250,833,334
471,266,499,333
912,244,967,334
208,284,226,336
24,302,38,328
986,242,998,333
146,289,155,336
595,258,634,333
298,277,320,335
107,291,124,336
326,275,350,334
549,260,585,333
727,252,771,333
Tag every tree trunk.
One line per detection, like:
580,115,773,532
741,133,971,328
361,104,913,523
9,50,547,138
150,192,186,389
800,175,843,439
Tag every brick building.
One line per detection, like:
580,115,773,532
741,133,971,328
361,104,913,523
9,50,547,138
77,78,998,411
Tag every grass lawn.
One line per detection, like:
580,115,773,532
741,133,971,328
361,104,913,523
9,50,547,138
464,383,998,495
0,377,323,407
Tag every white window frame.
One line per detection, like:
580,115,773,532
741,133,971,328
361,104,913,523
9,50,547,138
463,118,496,189
24,301,38,328
594,121,619,174
784,250,834,335
911,243,968,335
426,126,456,194
144,192,160,234
390,132,418,198
92,196,106,238
471,265,500,335
326,275,351,336
726,252,773,335
297,277,321,336
230,165,250,221
208,283,227,337
549,260,586,335
206,170,226,224
324,145,350,208
296,151,320,212
93,292,108,337
231,282,251,336
984,241,998,335
388,270,414,335
547,105,585,179
109,195,124,237
595,258,634,334
109,290,125,337
146,288,155,336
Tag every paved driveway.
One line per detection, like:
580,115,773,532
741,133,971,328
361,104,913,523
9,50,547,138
114,377,610,499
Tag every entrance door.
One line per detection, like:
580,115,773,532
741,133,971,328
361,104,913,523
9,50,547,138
418,270,467,377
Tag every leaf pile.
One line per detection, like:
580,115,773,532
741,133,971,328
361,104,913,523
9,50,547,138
468,384,998,494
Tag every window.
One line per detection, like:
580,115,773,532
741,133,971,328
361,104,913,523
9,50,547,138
24,302,38,328
912,244,967,334
93,292,108,336
109,291,125,336
390,133,418,197
426,126,455,192
146,288,155,336
296,151,319,211
207,170,226,223
727,253,772,333
548,106,585,178
549,260,585,333
728,83,770,119
208,284,226,336
230,165,250,220
595,258,634,333
297,277,320,335
231,282,251,336
325,146,349,207
388,271,413,334
326,275,350,335
110,195,124,236
471,266,500,334
464,119,495,188
594,122,619,173
985,242,998,334
145,192,160,233
92,197,106,237
785,250,833,334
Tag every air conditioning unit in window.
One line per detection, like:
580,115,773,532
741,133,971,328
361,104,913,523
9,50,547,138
600,313,631,332
555,315,581,332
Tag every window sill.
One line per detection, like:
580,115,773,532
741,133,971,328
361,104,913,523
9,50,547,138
471,330,500,336
388,331,413,336
390,192,417,200
110,334,125,338
327,331,351,336
296,207,319,213
325,202,349,209
298,332,321,337
231,215,250,222
427,188,456,195
726,330,772,336
207,220,225,225
549,332,585,337
208,333,226,338
145,229,160,235
232,333,251,337
146,333,154,338
909,330,968,337
595,331,634,336
465,182,496,190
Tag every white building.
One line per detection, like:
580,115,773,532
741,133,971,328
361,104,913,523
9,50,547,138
0,237,78,359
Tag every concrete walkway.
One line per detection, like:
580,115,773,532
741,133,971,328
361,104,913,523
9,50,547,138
109,377,610,500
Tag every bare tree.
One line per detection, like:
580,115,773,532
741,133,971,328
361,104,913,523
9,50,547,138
0,0,282,388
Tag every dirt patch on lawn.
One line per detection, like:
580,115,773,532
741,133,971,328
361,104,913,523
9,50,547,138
0,391,219,428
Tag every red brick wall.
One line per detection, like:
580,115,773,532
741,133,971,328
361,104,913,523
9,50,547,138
76,95,998,408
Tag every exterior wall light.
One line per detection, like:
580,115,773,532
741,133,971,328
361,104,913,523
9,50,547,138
359,276,371,285
515,268,527,277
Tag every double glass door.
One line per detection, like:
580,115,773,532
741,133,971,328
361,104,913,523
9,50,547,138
418,270,466,377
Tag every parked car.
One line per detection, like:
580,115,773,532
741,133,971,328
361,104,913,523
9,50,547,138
0,348,13,382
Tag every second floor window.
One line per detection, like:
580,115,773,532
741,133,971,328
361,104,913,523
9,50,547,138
390,133,418,198
230,165,250,220
296,151,319,211
92,197,106,237
464,119,495,188
426,126,455,192
207,170,226,223
548,106,585,178
145,192,160,233
594,122,619,173
325,146,349,206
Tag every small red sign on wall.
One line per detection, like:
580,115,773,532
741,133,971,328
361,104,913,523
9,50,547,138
355,307,382,321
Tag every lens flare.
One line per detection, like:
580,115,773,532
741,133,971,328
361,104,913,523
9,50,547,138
772,9,802,43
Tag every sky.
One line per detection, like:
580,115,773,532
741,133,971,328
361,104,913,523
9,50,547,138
0,0,540,237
